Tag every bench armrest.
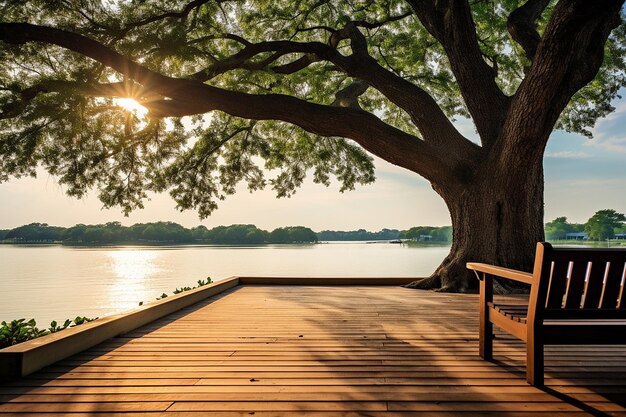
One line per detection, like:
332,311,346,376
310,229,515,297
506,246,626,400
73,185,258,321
466,262,534,285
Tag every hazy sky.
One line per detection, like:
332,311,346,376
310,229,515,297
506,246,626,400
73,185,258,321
1,96,625,231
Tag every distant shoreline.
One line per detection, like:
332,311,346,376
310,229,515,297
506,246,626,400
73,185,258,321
0,222,453,246
0,240,453,247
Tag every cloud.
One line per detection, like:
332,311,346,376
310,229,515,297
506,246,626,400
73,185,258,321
586,100,626,153
587,135,626,153
545,151,592,159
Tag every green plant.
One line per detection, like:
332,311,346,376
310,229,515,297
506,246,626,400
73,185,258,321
0,316,98,348
156,277,213,300
0,319,47,348
72,316,97,326
48,319,72,333
172,286,193,294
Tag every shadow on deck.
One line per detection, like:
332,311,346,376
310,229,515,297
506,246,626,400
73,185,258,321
1,284,625,416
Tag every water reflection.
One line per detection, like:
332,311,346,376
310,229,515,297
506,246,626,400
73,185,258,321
107,250,160,311
0,243,449,323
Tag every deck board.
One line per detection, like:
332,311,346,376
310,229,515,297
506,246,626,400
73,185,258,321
1,284,626,416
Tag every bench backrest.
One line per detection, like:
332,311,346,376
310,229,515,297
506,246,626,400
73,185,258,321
528,242,626,324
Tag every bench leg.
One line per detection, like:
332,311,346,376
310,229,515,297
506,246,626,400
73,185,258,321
479,318,493,360
526,337,544,386
479,275,493,360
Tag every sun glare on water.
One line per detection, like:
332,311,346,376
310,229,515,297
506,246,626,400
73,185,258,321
114,97,148,117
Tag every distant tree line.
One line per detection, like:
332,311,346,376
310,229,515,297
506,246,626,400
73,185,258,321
545,209,626,241
318,227,454,242
1,222,318,244
317,228,401,241
399,226,452,242
7,210,621,245
1,223,458,245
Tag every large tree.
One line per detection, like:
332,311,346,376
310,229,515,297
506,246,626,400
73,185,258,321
0,1,624,291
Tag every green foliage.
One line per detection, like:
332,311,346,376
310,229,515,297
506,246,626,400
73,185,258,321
269,226,317,243
4,223,64,242
544,211,626,241
0,1,623,217
318,228,401,241
0,316,97,348
544,217,585,240
3,222,322,244
585,209,626,240
156,278,213,300
399,226,452,242
0,319,47,348
47,319,72,333
72,316,97,326
202,224,270,244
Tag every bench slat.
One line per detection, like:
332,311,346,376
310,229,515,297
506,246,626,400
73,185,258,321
583,261,607,309
543,308,626,320
564,261,588,309
546,261,569,308
601,261,625,309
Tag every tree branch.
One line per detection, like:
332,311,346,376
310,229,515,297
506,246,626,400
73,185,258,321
408,0,510,147
498,0,624,167
189,26,476,156
0,22,459,183
107,0,214,42
507,0,551,61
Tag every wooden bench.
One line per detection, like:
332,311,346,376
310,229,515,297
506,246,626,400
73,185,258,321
467,242,626,386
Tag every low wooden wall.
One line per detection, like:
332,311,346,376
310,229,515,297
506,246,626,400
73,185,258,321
0,276,419,381
0,277,240,381
239,277,417,285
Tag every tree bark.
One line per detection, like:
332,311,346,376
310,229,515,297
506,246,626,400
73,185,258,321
405,155,544,292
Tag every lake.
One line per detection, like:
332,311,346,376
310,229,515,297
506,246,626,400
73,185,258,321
0,242,449,325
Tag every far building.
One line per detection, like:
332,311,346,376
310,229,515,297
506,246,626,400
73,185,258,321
565,232,588,240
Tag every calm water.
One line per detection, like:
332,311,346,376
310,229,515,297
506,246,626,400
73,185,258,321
0,243,449,324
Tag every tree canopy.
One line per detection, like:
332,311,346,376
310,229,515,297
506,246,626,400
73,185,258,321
1,1,624,217
2,1,625,291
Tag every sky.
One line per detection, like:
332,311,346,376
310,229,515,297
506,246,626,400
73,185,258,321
0,97,625,232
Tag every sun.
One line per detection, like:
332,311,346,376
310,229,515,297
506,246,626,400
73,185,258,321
114,98,148,116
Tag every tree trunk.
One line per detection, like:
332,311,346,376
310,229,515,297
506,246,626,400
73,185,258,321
405,157,545,292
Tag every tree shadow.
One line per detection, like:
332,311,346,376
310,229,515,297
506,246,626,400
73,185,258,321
1,284,625,415
261,286,626,415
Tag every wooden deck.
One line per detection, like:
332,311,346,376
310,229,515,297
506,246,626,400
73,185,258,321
1,284,625,416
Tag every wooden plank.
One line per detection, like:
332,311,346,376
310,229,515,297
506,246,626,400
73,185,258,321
601,260,625,308
563,261,588,309
0,402,173,412
167,401,388,411
546,261,569,308
582,261,607,308
2,392,624,403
